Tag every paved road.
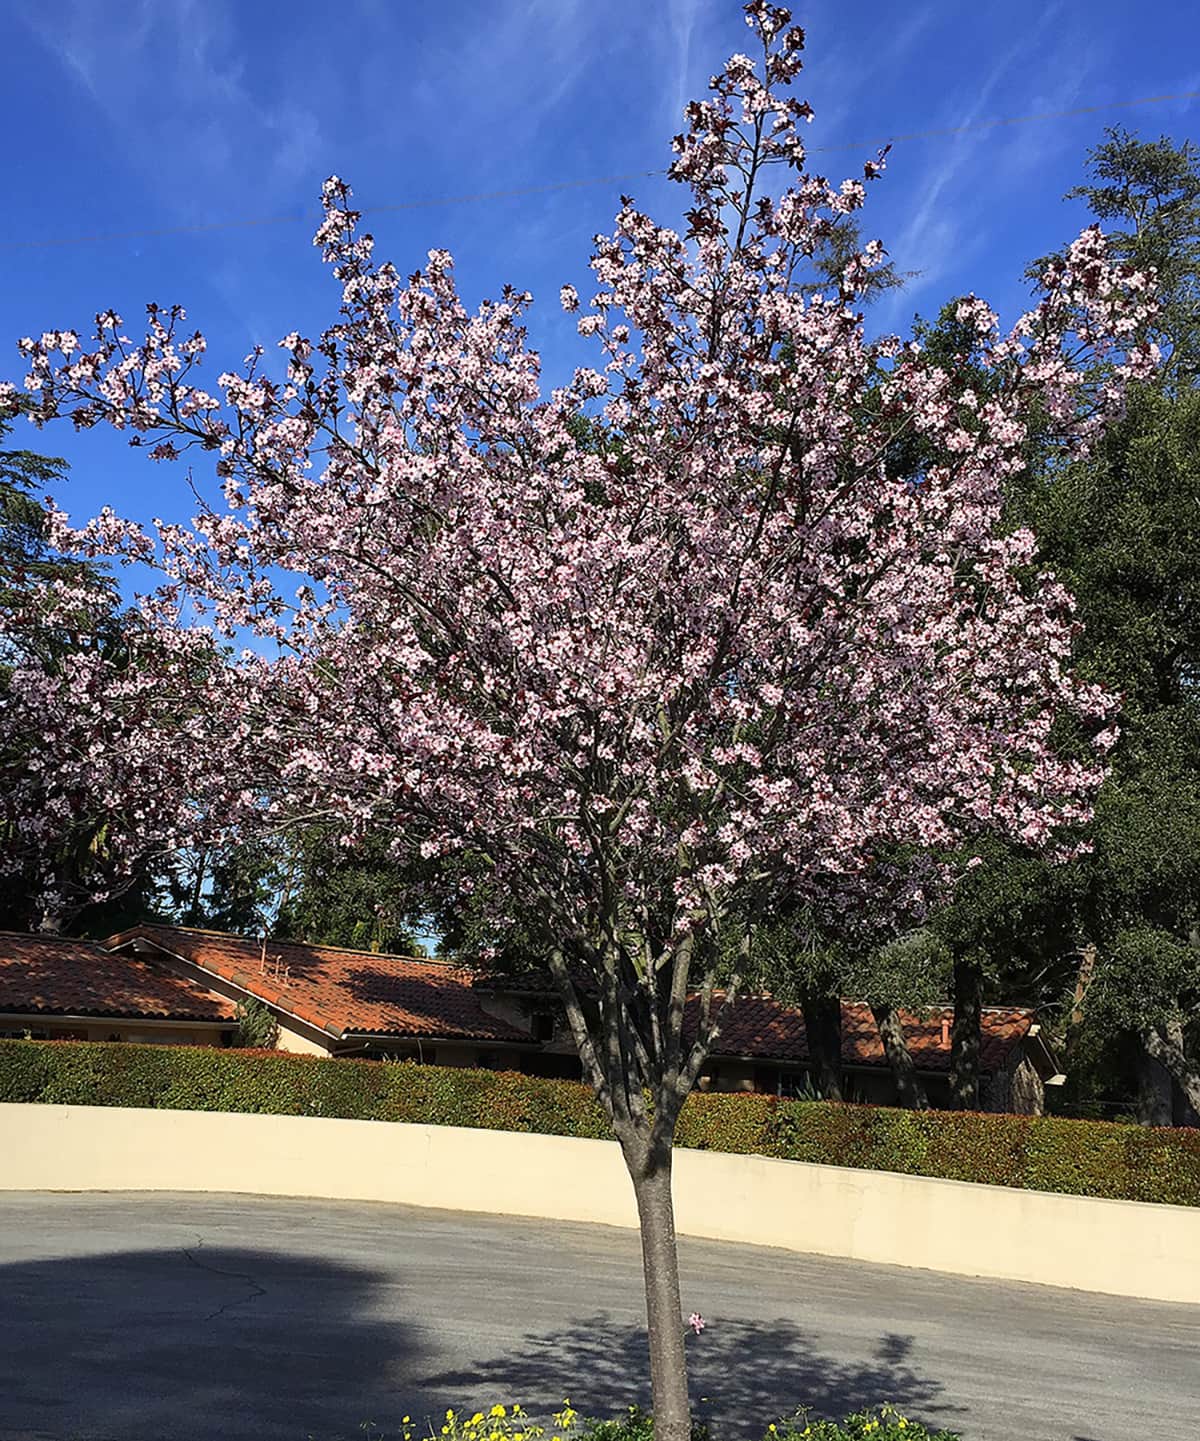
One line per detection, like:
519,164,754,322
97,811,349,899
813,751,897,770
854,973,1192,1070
0,1193,1194,1441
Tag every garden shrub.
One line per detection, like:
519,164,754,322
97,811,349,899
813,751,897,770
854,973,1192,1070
365,1402,953,1441
675,1093,775,1154
581,1404,710,1441
769,1405,958,1440
915,1108,1031,1189
0,1038,1195,1206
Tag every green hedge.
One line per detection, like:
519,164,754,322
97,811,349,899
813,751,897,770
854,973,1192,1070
1,1038,1197,1206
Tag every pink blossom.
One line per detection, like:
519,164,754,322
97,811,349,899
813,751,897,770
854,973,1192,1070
0,2,1153,1048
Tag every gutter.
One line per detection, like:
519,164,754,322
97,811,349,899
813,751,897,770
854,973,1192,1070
0,1010,230,1030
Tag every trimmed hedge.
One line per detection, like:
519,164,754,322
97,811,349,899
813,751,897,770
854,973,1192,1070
1,1038,1198,1206
0,1039,610,1138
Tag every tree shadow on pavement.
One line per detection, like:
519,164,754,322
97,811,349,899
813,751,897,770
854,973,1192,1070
421,1315,967,1439
0,1244,446,1441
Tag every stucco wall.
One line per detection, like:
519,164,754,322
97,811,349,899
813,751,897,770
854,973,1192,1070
275,1018,335,1057
2,1102,1196,1303
0,1017,227,1046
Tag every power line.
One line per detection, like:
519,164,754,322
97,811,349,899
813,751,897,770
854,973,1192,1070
4,86,1197,253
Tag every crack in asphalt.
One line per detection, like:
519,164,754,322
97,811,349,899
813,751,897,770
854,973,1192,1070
180,1234,267,1323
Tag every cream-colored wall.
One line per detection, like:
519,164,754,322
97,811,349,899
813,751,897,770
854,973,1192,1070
275,1018,335,1057
1,1102,1196,1304
0,1017,226,1046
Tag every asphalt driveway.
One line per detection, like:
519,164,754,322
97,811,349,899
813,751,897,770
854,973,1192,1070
0,1192,1194,1441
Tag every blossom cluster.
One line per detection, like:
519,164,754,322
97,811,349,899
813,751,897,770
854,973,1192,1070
0,4,1156,1006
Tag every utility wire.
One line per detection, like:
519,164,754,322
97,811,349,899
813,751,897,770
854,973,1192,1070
4,86,1198,253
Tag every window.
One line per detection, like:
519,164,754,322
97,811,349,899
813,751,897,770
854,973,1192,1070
530,1010,556,1043
755,1067,814,1099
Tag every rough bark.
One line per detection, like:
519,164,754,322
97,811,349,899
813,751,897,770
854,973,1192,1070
949,959,983,1109
1006,1054,1045,1115
1141,1024,1200,1119
1066,942,1096,1064
799,991,844,1100
1167,1018,1200,1127
623,1133,691,1441
870,1002,928,1109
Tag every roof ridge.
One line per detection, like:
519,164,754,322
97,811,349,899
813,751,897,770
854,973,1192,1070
129,923,450,967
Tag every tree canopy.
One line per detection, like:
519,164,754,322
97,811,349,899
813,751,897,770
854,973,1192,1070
0,7,1161,1433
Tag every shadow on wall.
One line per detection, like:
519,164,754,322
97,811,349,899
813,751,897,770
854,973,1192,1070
422,1315,964,1437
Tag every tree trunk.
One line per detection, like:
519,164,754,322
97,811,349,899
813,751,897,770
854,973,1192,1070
949,959,983,1109
1066,942,1096,1066
1141,1024,1200,1119
800,992,844,1100
1137,1036,1173,1126
1069,942,1096,1030
871,1002,928,1109
624,1138,691,1441
1167,1018,1200,1127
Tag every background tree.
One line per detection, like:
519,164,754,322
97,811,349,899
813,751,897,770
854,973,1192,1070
0,8,1155,1435
1009,129,1200,1122
167,840,290,936
0,408,165,931
274,830,424,954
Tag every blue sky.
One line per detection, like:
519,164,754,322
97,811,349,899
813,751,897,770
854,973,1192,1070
2,0,1198,529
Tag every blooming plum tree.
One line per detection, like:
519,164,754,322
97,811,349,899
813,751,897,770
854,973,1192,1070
0,5,1157,1433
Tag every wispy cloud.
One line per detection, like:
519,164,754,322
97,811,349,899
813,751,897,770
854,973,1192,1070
872,1,1088,326
18,0,327,221
665,0,706,132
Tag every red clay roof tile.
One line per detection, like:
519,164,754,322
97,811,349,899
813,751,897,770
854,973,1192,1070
103,925,528,1044
0,931,236,1023
705,995,1032,1071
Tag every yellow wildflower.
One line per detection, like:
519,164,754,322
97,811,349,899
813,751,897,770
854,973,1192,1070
491,1407,506,1420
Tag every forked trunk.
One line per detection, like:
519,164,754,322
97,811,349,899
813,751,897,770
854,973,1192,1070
870,1002,928,1109
1142,1024,1200,1121
623,1137,691,1441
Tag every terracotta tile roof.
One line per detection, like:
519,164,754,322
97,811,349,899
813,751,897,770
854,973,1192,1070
0,931,236,1023
103,925,529,1044
479,968,1033,1073
705,995,1033,1073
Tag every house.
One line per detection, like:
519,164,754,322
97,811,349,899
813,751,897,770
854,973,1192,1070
0,924,1063,1113
0,931,237,1045
103,924,536,1064
694,993,1064,1113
